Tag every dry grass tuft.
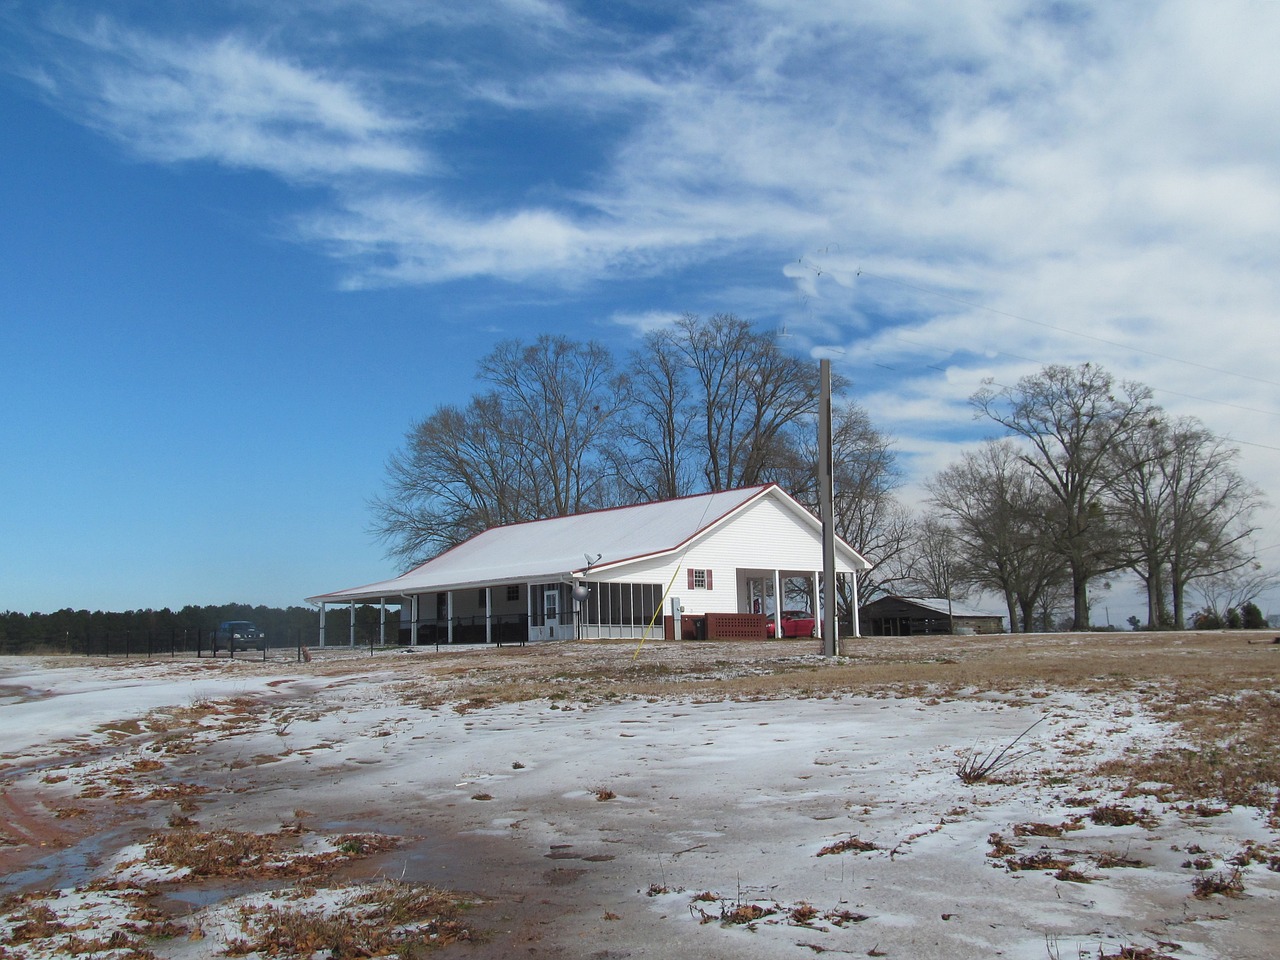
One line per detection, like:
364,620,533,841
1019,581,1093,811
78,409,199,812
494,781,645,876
816,836,877,856
592,786,617,801
135,828,399,880
1053,866,1094,883
4,903,70,944
1089,805,1157,829
1004,851,1074,872
1094,851,1147,869
716,902,774,925
1191,868,1245,899
957,717,1046,784
987,833,1017,858
1013,821,1083,838
228,881,475,958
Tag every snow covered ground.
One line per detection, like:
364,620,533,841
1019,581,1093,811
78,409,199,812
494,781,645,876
1,640,1277,959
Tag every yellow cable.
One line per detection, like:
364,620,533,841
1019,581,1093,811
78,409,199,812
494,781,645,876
632,561,685,662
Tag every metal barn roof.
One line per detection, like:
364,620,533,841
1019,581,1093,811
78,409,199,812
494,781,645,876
308,484,867,604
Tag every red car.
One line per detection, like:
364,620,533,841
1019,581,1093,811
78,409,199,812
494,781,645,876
767,610,816,638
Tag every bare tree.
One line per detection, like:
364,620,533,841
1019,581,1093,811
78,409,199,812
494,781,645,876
1107,415,1175,628
1193,563,1279,623
479,335,624,517
372,336,624,567
671,313,822,491
1110,415,1266,628
1159,420,1267,627
370,394,541,567
927,438,1067,632
972,363,1157,629
785,401,911,608
612,330,697,501
899,515,967,615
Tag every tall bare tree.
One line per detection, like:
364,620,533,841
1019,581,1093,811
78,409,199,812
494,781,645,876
786,401,910,607
1110,415,1266,628
972,363,1157,629
370,394,541,567
1109,415,1176,627
611,330,697,501
927,438,1067,631
479,335,624,517
1158,420,1266,627
671,313,822,491
899,515,966,610
372,335,623,567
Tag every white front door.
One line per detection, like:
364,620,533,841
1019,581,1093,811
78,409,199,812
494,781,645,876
747,577,775,617
544,588,560,635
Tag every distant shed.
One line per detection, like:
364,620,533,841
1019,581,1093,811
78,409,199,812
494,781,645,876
859,596,1006,636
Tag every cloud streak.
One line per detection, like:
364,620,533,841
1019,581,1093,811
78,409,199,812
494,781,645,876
12,0,1280,548
34,19,427,181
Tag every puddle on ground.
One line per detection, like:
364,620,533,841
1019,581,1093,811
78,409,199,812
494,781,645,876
0,821,143,894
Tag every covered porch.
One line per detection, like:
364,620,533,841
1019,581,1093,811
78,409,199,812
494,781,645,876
313,566,860,647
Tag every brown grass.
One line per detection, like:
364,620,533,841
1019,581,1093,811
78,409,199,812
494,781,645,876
1192,868,1246,898
1094,852,1147,869
1013,821,1083,838
3,903,70,943
375,631,1279,706
135,828,400,880
228,881,475,958
1089,805,1158,829
1096,687,1280,818
1004,851,1074,872
816,836,878,856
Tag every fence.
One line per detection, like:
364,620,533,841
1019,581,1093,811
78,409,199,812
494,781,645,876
0,628,313,659
401,613,529,648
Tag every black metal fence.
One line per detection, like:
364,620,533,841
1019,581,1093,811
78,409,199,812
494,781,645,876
404,613,529,647
3,616,532,659
0,628,314,659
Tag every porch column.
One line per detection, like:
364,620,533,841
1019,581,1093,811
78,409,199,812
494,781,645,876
410,595,419,647
379,600,386,645
850,572,862,638
349,601,356,646
319,602,326,647
527,584,533,642
447,591,454,644
485,587,492,644
812,570,822,640
773,569,783,639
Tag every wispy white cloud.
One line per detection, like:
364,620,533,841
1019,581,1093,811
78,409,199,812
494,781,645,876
14,0,1280,508
607,309,684,336
36,19,428,181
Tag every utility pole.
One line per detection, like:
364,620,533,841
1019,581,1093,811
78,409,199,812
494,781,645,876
819,358,837,657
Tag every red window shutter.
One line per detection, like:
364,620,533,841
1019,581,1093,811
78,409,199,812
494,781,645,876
706,569,713,590
687,568,695,590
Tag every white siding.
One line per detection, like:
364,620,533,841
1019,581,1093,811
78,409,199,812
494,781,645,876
590,495,857,616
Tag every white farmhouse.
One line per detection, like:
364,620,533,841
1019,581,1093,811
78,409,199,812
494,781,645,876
307,484,870,646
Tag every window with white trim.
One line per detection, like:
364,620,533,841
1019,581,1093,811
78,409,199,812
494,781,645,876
688,568,713,590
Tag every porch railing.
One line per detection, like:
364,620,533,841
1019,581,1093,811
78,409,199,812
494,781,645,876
405,613,529,647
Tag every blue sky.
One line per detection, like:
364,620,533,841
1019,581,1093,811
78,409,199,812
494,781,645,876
2,0,1278,619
